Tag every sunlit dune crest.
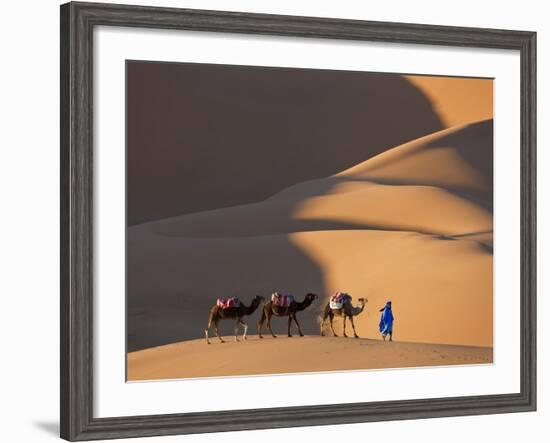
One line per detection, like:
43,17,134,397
291,184,491,236
336,119,493,193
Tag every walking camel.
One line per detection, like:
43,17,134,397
205,295,264,344
258,293,318,338
320,296,368,338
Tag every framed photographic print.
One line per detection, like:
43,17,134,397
60,1,537,441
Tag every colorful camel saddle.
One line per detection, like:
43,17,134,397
216,297,241,310
330,292,351,310
271,292,294,307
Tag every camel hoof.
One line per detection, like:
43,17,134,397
288,334,292,338
299,333,304,337
272,335,277,339
259,335,263,339
354,335,359,339
343,334,348,338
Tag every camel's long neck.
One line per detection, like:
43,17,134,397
351,303,365,316
297,298,313,311
245,301,260,315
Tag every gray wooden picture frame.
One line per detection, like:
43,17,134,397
60,2,537,441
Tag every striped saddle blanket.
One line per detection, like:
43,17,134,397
271,292,294,307
330,292,351,309
216,297,240,310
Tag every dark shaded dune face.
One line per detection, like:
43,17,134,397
432,119,493,189
127,62,443,225
126,231,327,352
425,119,493,213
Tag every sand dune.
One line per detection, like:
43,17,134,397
404,76,493,128
128,228,492,351
128,67,454,225
128,336,492,381
336,119,493,196
127,120,493,356
137,120,493,239
141,182,490,238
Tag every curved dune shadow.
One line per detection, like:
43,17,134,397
127,62,444,225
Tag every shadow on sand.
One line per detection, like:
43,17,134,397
127,63,445,225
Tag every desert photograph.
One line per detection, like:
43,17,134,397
126,61,493,381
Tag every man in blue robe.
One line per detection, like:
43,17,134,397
379,301,394,341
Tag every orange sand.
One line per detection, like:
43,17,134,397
404,76,493,127
127,75,493,379
128,336,492,381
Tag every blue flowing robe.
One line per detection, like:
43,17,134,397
379,305,394,335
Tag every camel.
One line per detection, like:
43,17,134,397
258,293,318,338
205,295,264,344
320,296,368,338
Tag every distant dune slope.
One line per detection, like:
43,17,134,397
128,66,451,225
139,120,493,238
336,119,493,192
128,63,493,225
128,120,493,352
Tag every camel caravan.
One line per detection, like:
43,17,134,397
205,291,388,344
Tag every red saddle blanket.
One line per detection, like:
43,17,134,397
216,297,240,309
271,292,294,307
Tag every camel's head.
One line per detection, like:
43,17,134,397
306,293,319,302
253,295,265,304
358,297,368,305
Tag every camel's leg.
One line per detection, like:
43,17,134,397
329,312,337,337
287,316,293,337
343,315,348,338
234,318,240,342
293,314,304,337
258,309,266,339
240,319,248,340
215,319,224,343
350,316,359,338
266,311,277,338
205,311,214,344
320,305,330,336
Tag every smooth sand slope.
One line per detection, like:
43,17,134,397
128,336,492,381
128,120,493,356
139,120,492,238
